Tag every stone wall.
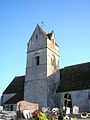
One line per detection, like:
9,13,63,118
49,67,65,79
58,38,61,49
58,89,90,112
24,25,60,109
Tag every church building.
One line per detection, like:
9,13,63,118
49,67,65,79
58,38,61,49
1,25,90,112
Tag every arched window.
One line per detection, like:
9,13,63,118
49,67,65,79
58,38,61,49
35,56,40,65
64,93,72,113
34,53,40,66
64,93,72,108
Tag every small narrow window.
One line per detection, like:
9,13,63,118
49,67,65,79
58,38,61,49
35,56,39,65
36,34,38,40
88,92,90,99
11,105,13,111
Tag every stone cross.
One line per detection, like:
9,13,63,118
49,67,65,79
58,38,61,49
64,94,71,112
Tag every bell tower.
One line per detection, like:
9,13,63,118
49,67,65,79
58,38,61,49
24,25,60,108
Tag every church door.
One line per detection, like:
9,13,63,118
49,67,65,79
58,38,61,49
64,93,72,113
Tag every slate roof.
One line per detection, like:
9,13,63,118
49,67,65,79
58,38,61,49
56,62,90,92
3,75,25,104
4,93,24,104
3,62,90,104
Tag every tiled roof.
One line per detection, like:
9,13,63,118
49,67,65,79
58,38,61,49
56,62,90,92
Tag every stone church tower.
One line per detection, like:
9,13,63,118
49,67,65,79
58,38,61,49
24,25,60,108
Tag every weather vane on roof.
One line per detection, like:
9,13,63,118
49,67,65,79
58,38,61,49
40,21,45,29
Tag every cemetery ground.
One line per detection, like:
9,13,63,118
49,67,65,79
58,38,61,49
0,110,90,120
0,101,90,120
78,118,90,120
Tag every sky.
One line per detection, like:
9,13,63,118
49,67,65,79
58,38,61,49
0,0,90,96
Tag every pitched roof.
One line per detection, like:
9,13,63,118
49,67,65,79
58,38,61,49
56,62,90,92
29,24,47,42
3,75,25,94
30,24,59,47
3,62,90,103
4,92,24,104
3,75,25,104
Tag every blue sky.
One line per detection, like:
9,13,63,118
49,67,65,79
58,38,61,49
0,0,90,96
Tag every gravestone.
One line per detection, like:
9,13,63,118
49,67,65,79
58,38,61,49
42,107,50,113
73,106,79,114
63,107,70,114
0,106,3,111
